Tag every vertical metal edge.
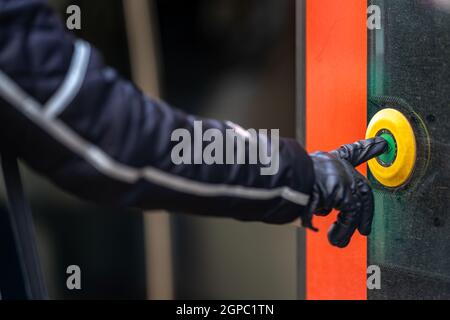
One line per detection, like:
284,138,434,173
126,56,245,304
0,154,48,299
295,0,306,301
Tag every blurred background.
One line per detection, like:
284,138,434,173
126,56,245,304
0,0,301,299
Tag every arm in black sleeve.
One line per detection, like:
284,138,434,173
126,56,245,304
0,0,314,225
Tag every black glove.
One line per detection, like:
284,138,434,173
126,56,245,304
307,137,387,248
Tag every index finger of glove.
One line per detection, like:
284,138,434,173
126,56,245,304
330,137,388,168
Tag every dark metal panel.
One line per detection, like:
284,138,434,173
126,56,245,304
368,0,450,299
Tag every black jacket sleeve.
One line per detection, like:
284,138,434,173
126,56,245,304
0,0,314,224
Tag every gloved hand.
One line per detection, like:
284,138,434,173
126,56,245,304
307,137,387,248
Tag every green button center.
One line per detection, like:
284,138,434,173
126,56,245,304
378,131,397,166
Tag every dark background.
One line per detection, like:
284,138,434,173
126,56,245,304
0,0,298,299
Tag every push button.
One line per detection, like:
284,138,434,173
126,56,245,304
366,108,417,188
377,130,397,167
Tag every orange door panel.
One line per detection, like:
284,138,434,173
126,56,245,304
305,0,368,300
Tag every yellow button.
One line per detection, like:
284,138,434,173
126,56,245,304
366,108,416,188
